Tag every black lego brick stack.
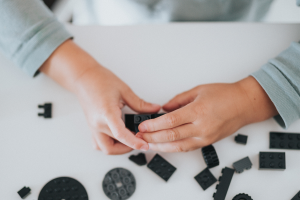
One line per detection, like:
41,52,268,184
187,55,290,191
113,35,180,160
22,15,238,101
202,145,219,168
194,168,217,190
129,153,147,166
232,193,253,200
234,134,248,145
232,156,252,173
18,187,31,199
147,154,176,181
270,131,300,150
213,167,234,200
292,191,300,200
259,152,286,170
38,103,52,118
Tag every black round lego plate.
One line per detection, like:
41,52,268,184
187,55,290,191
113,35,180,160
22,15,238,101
102,168,136,200
38,177,88,200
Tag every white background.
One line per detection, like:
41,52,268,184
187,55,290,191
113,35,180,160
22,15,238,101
1,23,300,200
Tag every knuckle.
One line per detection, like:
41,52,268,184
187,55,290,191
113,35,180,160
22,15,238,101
166,129,179,142
165,115,180,127
173,144,185,153
138,98,146,110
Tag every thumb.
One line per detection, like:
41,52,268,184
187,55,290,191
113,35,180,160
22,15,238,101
122,87,161,113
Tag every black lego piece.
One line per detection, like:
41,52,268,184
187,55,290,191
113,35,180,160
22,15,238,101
147,154,176,182
270,131,300,150
194,167,217,190
232,193,253,200
129,153,147,166
103,168,136,200
234,134,248,145
202,145,219,168
38,103,52,118
213,167,234,200
124,114,135,132
38,177,88,200
292,191,300,200
259,152,285,170
232,156,252,173
18,187,31,199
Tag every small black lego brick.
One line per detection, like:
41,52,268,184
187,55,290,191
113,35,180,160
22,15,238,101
129,153,147,166
150,113,165,119
232,156,252,173
213,167,234,200
38,103,52,118
147,154,176,182
125,113,165,133
232,193,253,200
259,152,285,170
194,168,217,190
202,145,219,168
103,168,136,200
18,186,31,199
292,191,300,200
234,134,248,145
125,114,135,132
270,131,300,150
38,177,88,200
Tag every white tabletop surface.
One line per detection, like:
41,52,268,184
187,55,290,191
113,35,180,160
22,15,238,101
1,23,300,200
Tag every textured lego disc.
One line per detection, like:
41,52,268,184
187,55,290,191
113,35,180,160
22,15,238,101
38,177,88,200
102,168,136,200
232,193,253,200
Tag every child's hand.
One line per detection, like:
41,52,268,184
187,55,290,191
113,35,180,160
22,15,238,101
136,77,278,152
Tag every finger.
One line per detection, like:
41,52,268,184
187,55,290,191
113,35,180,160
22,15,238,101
95,132,132,155
148,137,205,153
138,103,197,132
92,133,101,150
137,124,196,143
122,87,161,113
163,89,198,112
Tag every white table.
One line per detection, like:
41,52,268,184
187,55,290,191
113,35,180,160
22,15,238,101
1,23,300,200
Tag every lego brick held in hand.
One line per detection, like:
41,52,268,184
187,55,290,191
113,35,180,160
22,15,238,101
232,156,252,173
125,113,165,133
38,177,88,200
202,145,219,168
18,187,31,199
232,193,253,200
292,191,300,200
213,167,234,200
147,154,176,182
234,134,248,145
270,132,300,150
259,152,285,170
194,167,217,190
38,103,52,118
129,153,147,166
103,168,136,200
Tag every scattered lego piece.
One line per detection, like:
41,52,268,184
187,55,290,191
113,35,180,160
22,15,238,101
147,154,176,182
38,103,52,118
38,177,88,200
194,168,217,190
103,168,136,200
213,167,234,200
18,187,31,199
259,152,285,170
202,145,219,168
129,153,147,166
270,132,300,150
234,134,248,145
292,191,300,200
232,156,252,173
232,193,253,200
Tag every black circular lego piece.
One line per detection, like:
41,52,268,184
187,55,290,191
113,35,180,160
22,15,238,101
102,168,136,200
232,193,253,200
201,145,219,168
38,177,88,200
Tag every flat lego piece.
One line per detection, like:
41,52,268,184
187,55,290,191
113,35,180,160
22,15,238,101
103,168,136,200
129,153,147,166
38,177,88,200
259,152,285,170
270,131,300,150
232,193,253,200
38,103,52,118
194,168,217,190
147,154,176,182
202,145,219,168
125,113,165,133
292,191,300,200
213,167,234,200
234,134,248,145
18,187,31,199
232,156,252,173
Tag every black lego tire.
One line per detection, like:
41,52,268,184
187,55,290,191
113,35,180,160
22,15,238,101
201,145,219,168
232,193,253,200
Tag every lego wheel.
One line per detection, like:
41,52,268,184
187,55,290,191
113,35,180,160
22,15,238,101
232,193,253,200
202,145,219,168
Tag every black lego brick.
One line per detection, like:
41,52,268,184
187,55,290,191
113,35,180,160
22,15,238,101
213,167,234,200
124,114,135,132
292,191,300,200
147,154,176,182
259,152,285,170
202,145,219,168
232,193,253,200
38,103,52,118
125,113,165,133
234,134,248,145
232,156,252,173
129,153,147,166
194,168,217,190
18,187,31,199
270,132,300,150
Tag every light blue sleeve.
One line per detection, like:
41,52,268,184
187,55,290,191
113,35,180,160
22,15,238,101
0,0,72,77
252,42,300,128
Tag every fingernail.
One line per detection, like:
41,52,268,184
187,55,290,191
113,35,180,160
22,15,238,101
139,124,147,132
152,103,160,107
140,144,149,151
136,133,143,139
